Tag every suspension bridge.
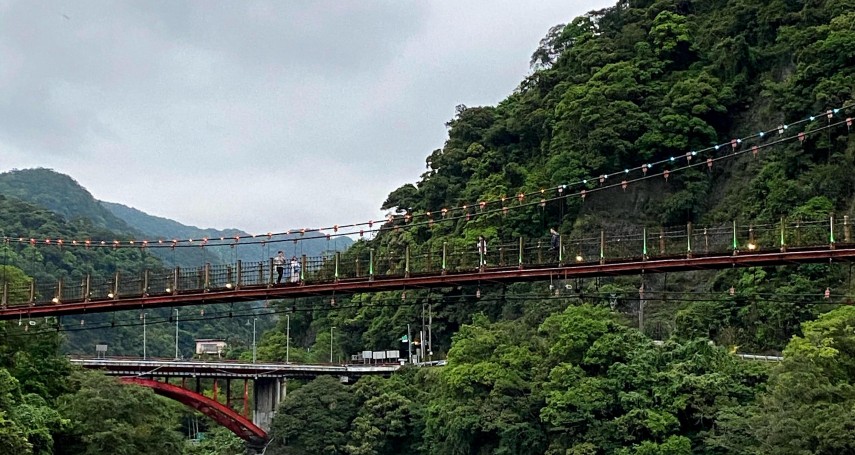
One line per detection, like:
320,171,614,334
1,216,853,321
1,105,852,321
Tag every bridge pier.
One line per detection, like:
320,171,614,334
253,377,287,432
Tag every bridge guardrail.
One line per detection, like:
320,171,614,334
1,216,851,308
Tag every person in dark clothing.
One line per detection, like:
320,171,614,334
549,228,560,251
273,251,286,284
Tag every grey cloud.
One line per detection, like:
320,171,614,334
126,1,427,74
0,1,425,156
0,0,616,234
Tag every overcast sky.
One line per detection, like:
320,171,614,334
0,0,615,234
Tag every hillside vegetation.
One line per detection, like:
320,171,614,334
264,1,855,454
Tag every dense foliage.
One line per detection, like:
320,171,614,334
1,0,854,454
354,0,855,354
264,1,855,454
269,305,771,454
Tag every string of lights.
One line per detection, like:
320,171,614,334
1,103,853,249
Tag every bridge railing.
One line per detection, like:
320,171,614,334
146,268,173,294
2,216,851,308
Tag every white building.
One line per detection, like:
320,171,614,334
195,339,227,358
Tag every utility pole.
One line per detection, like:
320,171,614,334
638,282,646,334
141,312,147,360
330,326,336,363
252,317,257,364
407,323,412,364
174,308,179,360
428,302,433,361
286,313,290,364
421,300,426,362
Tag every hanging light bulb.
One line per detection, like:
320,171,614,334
476,288,481,298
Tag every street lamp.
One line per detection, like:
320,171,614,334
330,326,336,363
174,309,179,360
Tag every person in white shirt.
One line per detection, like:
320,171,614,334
290,256,301,283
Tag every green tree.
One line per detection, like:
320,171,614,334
344,392,419,455
425,314,546,455
55,371,184,455
184,426,244,455
714,306,855,454
268,375,358,455
0,414,32,455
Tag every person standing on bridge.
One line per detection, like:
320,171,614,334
274,251,286,284
549,228,560,251
290,256,301,283
477,235,487,269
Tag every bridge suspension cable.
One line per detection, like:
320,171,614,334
1,103,852,249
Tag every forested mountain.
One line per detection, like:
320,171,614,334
262,1,855,454
0,168,135,235
0,192,271,358
0,168,351,268
362,0,855,354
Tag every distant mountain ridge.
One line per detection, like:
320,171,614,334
102,201,352,263
0,168,351,265
0,168,135,235
101,201,245,242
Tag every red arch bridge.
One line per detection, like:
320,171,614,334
73,358,399,453
1,218,854,320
